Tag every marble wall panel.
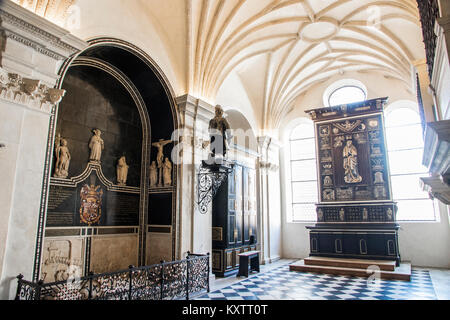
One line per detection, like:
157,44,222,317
90,235,138,274
146,232,172,265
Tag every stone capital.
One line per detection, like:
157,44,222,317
176,94,215,125
0,67,65,113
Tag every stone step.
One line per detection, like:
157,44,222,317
304,256,396,271
290,260,411,281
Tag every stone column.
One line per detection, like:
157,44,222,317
175,95,214,262
257,136,282,265
0,1,87,299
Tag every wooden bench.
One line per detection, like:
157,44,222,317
237,251,260,277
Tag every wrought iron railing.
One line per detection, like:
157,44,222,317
15,252,209,301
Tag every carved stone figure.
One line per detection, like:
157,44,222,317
208,105,232,158
54,133,71,179
152,139,173,186
89,129,104,162
150,161,158,188
343,140,363,184
162,157,173,187
116,156,129,186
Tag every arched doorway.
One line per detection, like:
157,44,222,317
34,39,179,282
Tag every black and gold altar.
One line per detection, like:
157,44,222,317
304,97,401,266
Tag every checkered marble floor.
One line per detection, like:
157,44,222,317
197,265,437,300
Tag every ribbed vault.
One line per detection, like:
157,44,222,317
11,0,426,131
188,0,425,129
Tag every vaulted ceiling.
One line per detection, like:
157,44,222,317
187,0,425,129
11,0,426,131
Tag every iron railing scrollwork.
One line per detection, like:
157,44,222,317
15,253,210,301
197,161,234,214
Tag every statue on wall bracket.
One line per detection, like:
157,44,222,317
343,140,363,184
54,133,71,179
89,129,104,163
208,105,233,161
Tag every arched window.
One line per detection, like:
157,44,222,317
323,79,368,107
288,122,318,222
385,102,436,221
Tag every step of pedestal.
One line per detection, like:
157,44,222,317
304,256,396,271
290,260,411,281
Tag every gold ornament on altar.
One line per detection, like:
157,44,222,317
343,140,362,184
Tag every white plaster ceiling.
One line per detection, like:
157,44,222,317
12,0,426,131
187,0,425,129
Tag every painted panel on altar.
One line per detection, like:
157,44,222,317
317,114,391,203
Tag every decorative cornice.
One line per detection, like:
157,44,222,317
0,68,65,113
0,1,87,60
305,97,389,122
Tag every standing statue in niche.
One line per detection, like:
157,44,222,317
116,156,129,186
343,140,363,184
54,133,71,179
89,129,104,162
150,161,158,188
208,105,232,158
163,157,173,187
152,139,173,187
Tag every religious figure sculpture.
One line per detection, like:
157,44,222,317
152,139,173,187
150,161,158,188
208,105,232,158
162,157,173,187
343,140,363,184
116,156,129,186
54,133,71,179
89,129,104,162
